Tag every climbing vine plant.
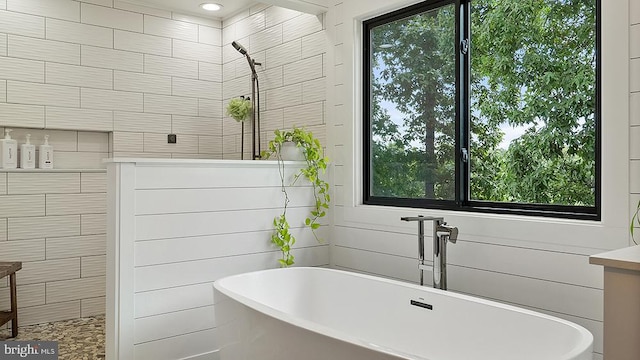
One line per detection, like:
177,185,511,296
262,128,330,267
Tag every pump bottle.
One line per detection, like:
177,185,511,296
0,129,18,169
20,134,36,169
39,135,54,169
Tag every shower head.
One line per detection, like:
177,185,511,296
232,40,260,75
232,41,248,56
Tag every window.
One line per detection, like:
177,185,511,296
363,0,600,219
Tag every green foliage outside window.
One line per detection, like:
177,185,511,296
369,0,597,208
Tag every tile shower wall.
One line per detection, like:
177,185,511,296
0,0,223,159
222,4,327,159
0,0,226,326
0,128,108,326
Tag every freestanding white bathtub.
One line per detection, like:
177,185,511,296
213,267,593,360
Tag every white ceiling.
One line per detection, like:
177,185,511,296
125,0,257,19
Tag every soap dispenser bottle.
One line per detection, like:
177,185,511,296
38,135,54,169
0,129,18,169
20,134,36,169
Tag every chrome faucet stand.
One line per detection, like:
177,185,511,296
401,215,458,290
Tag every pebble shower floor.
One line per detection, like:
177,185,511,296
0,315,105,359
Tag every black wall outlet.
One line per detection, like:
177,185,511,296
168,134,177,144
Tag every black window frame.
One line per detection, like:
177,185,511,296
363,0,601,221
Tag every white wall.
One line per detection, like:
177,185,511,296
0,128,107,326
107,159,329,360
222,4,327,159
0,0,330,328
0,0,227,327
326,1,632,360
0,0,224,159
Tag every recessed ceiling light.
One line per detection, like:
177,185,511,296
200,3,223,11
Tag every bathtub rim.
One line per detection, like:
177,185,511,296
213,267,594,360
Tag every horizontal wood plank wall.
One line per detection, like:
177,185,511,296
107,159,329,360
324,1,632,360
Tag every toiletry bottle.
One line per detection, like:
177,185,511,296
39,135,54,169
0,129,18,169
20,134,36,169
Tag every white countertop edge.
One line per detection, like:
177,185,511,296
104,158,306,166
0,168,106,173
589,245,640,271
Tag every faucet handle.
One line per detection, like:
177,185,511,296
436,224,458,243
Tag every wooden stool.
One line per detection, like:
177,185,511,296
0,262,21,338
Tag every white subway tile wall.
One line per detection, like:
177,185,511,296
0,128,107,326
0,57,44,83
0,167,106,324
0,103,45,128
0,10,45,38
7,0,80,22
0,34,6,56
1,0,225,160
80,3,142,32
46,19,114,48
0,80,6,102
81,296,105,317
81,45,142,72
45,63,113,90
222,5,327,159
7,81,80,108
114,30,171,57
113,1,169,19
9,35,80,65
145,15,198,42
0,172,6,194
144,54,198,79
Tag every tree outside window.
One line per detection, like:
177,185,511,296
365,0,598,218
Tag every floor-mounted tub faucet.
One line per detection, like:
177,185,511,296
401,216,458,290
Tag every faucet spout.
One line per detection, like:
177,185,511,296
401,215,443,222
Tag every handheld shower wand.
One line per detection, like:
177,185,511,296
231,41,247,55
231,41,262,160
232,41,261,74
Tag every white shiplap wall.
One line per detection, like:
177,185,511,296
0,0,224,159
0,128,107,326
222,4,327,159
107,159,329,360
326,1,632,360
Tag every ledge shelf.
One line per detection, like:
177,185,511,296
590,245,640,360
0,168,106,173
